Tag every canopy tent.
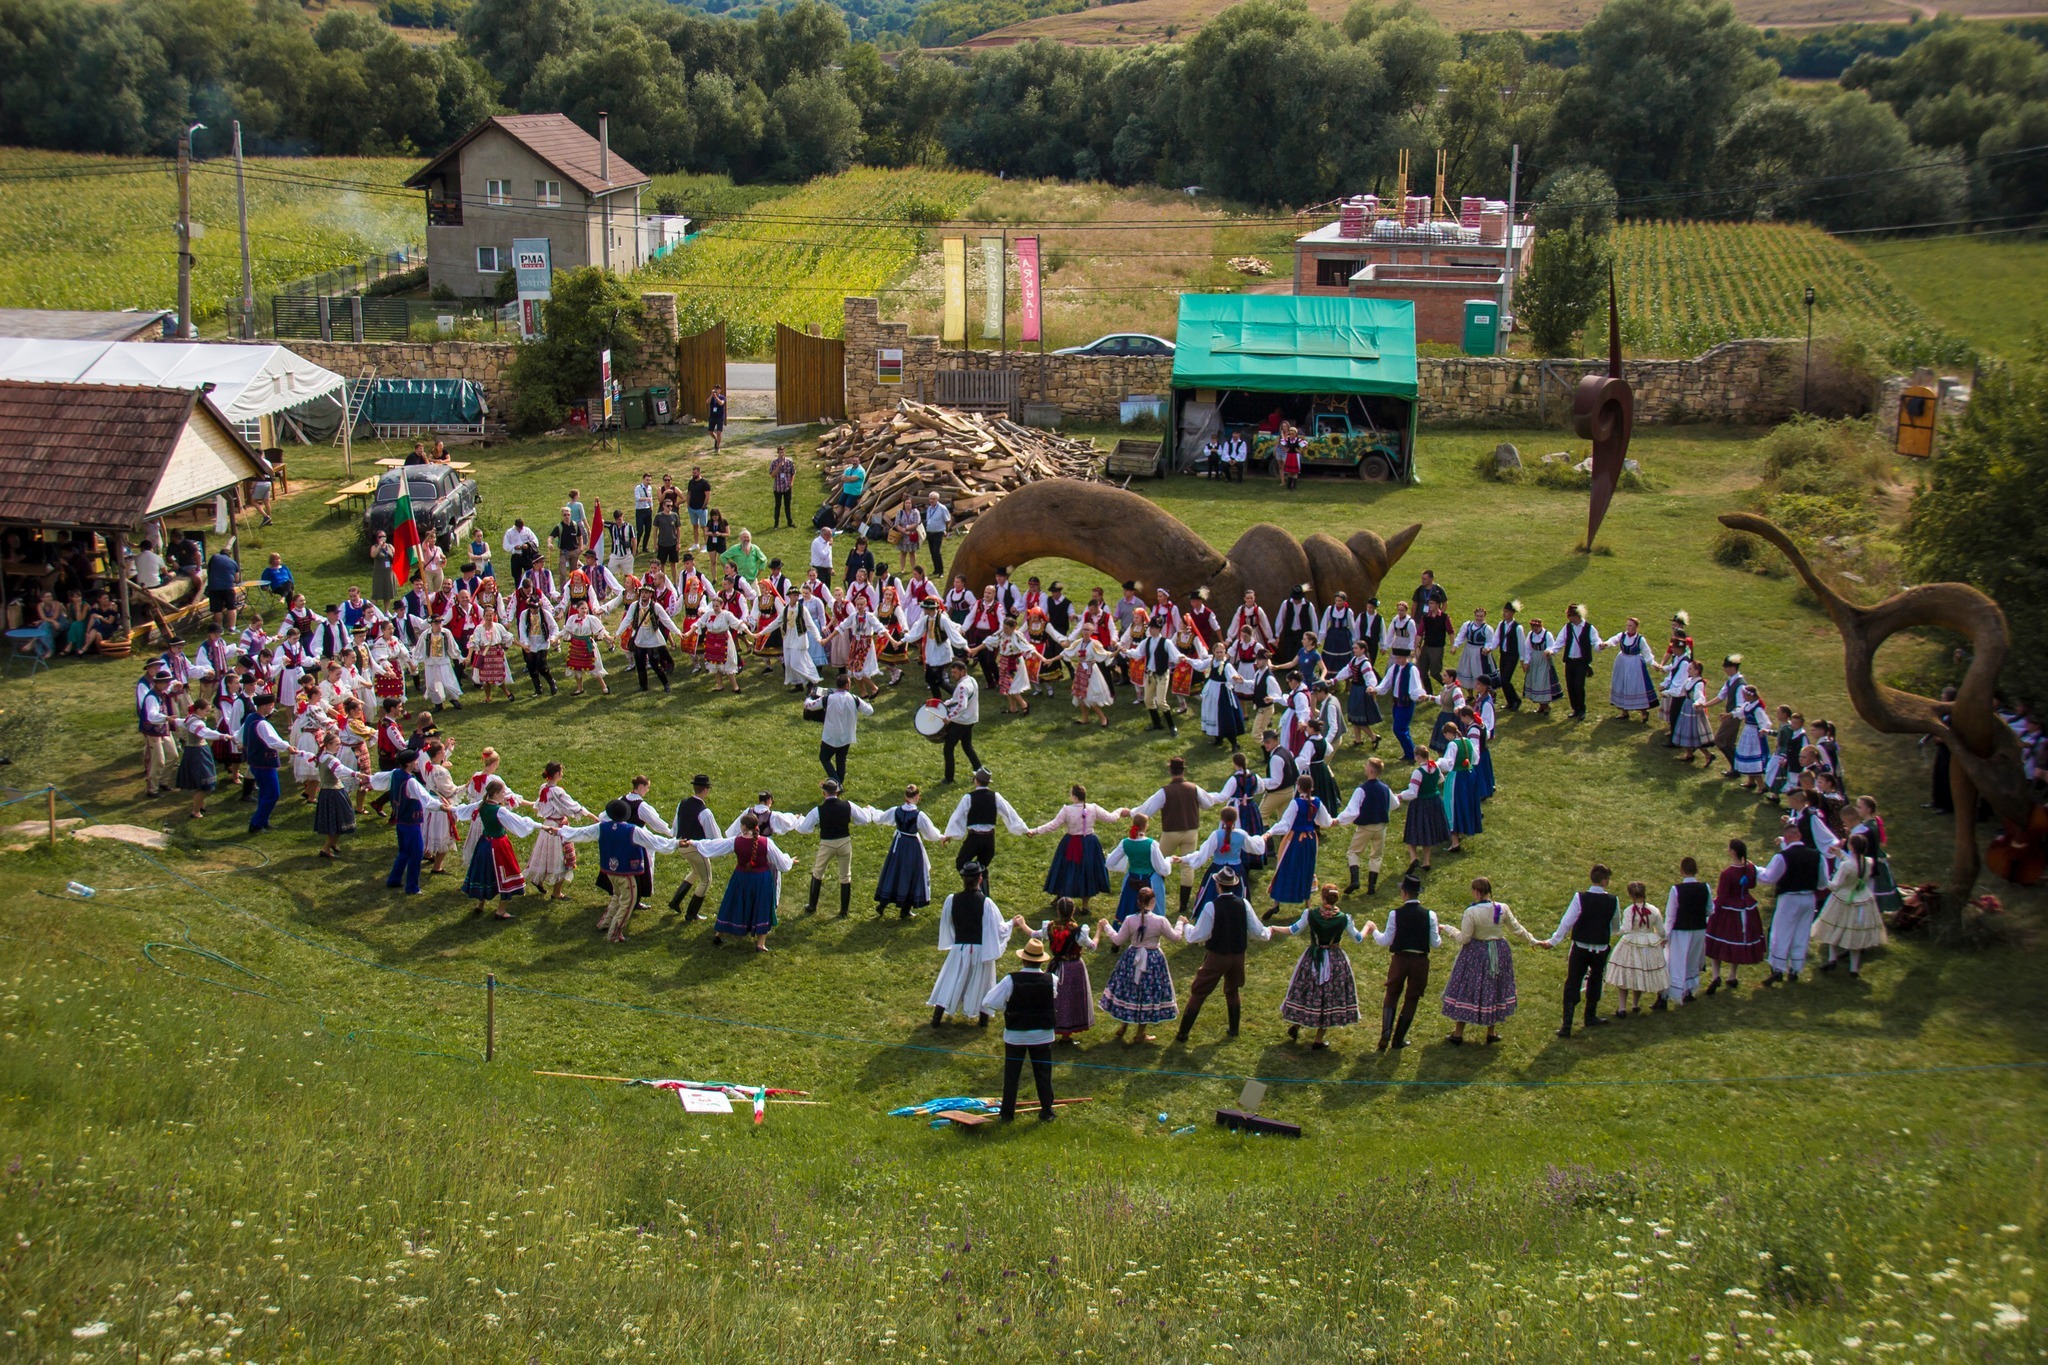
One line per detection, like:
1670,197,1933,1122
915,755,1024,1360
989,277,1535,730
0,338,345,424
1166,294,1420,483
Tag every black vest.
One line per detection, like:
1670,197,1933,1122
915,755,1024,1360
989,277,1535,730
966,786,997,827
1207,893,1250,955
816,797,853,840
1350,781,1392,825
1671,881,1711,932
1776,844,1822,894
1271,747,1298,789
674,795,707,839
622,794,648,827
1004,971,1056,1032
1389,900,1434,954
950,888,987,945
1573,890,1619,947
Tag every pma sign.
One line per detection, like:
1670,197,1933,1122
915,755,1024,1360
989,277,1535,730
511,237,553,299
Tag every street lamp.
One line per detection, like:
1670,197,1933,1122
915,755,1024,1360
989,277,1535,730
1802,285,1816,414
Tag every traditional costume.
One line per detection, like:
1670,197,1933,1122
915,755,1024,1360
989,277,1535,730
1607,900,1670,996
1098,907,1183,1025
174,714,228,794
1704,859,1765,970
562,817,679,940
455,799,538,908
1439,899,1537,1027
1398,754,1453,855
1106,834,1172,925
1521,628,1562,705
413,624,464,707
1215,770,1268,872
528,780,594,890
1023,915,1096,1036
1278,905,1363,1031
1811,853,1886,955
311,749,358,838
1855,817,1907,917
874,803,943,914
928,882,1012,1021
1068,636,1116,709
1030,801,1119,900
1672,676,1713,750
1176,874,1271,1040
697,830,795,942
1265,794,1331,910
467,618,514,688
1602,629,1658,714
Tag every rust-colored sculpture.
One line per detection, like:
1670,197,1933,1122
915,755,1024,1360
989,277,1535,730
952,480,1421,614
1719,512,2044,912
1573,267,1633,551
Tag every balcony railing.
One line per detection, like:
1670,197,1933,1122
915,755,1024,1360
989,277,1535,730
427,198,463,228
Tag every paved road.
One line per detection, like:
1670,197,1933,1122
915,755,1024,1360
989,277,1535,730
728,362,774,390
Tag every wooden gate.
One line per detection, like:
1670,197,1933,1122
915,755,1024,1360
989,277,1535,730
675,322,727,423
775,324,846,426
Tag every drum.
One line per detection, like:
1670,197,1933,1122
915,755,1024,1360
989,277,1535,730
913,699,949,743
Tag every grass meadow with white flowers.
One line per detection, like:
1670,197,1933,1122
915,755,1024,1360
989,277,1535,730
0,416,2042,1361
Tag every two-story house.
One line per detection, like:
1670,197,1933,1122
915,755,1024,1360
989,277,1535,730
404,113,652,301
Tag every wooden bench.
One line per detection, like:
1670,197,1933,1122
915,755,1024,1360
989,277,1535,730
928,369,1020,419
324,494,352,509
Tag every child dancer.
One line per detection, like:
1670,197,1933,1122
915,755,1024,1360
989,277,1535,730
528,761,595,901
1703,839,1765,992
1606,881,1669,1016
1096,886,1183,1045
1851,796,1907,917
1437,877,1539,1045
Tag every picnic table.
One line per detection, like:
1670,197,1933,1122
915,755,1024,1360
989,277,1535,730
330,477,381,513
375,458,474,472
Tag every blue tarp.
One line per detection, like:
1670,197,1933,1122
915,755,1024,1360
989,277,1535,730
359,378,485,426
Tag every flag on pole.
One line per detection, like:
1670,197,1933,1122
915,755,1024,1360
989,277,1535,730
979,236,1004,340
389,483,423,586
589,495,603,561
1015,236,1042,344
941,237,966,344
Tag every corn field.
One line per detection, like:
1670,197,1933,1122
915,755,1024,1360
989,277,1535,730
0,149,421,331
636,167,992,357
1593,220,1933,358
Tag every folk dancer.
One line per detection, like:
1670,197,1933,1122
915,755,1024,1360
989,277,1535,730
994,613,1037,714
904,598,971,700
939,659,983,784
1730,687,1771,791
698,590,751,695
1661,856,1711,1006
1811,832,1886,977
1262,777,1331,922
1097,886,1183,1043
309,728,363,857
794,779,882,918
981,936,1060,1121
1712,655,1749,775
1199,644,1248,750
1028,786,1123,908
1067,629,1117,728
1518,615,1562,716
1557,605,1600,721
563,801,679,943
664,775,721,923
465,608,516,703
1538,864,1621,1038
1131,758,1219,918
1172,867,1272,1041
413,615,465,710
943,769,1028,875
1106,814,1176,926
138,669,178,797
1334,644,1382,748
559,600,612,696
1437,878,1539,1045
689,812,795,950
1606,881,1670,1016
1703,839,1766,991
873,784,947,919
516,597,561,698
1255,729,1302,825
1452,609,1496,689
1366,874,1440,1050
174,699,232,820
1494,602,1526,710
1374,648,1430,763
241,692,289,833
1337,756,1403,896
1758,821,1824,984
592,775,670,914
1271,883,1367,1048
929,861,1012,1026
455,778,539,919
1599,617,1658,721
369,750,446,893
528,763,595,901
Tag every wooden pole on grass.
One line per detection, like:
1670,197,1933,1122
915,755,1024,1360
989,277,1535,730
46,786,57,847
485,973,495,1062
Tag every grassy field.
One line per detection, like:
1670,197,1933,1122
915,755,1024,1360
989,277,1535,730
0,149,420,331
1863,233,2048,360
2,415,2044,1358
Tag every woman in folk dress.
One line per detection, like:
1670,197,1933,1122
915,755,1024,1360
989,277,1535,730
873,785,948,919
996,614,1037,714
1730,686,1771,791
1029,786,1125,906
1812,832,1886,976
527,761,595,901
466,607,516,703
1601,617,1660,720
1301,718,1342,814
1167,623,1209,716
1851,797,1908,919
1427,675,1466,752
1521,616,1563,714
412,616,465,710
1605,881,1670,1015
697,593,749,694
773,593,822,690
420,740,462,875
1106,814,1175,926
1200,650,1248,750
1067,633,1117,728
1216,753,1268,880
690,810,796,951
1264,777,1332,922
1335,643,1381,747
836,604,887,698
1398,747,1455,875
1270,885,1363,1048
1669,659,1716,762
1016,897,1095,1041
559,602,612,696
1703,838,1765,991
311,729,362,858
368,620,410,707
1096,886,1183,1043
456,777,541,920
1437,877,1540,1045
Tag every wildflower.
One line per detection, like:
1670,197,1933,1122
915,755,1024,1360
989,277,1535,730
1993,1303,2028,1330
70,1323,110,1340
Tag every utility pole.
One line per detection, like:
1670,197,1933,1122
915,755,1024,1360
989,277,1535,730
1802,285,1816,414
175,122,203,341
1497,143,1519,358
234,121,254,340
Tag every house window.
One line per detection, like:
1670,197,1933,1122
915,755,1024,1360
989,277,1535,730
536,180,561,208
486,179,509,205
477,246,503,273
1316,257,1364,288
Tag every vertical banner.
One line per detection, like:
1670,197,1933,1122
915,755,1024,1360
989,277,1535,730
1014,236,1042,345
979,236,1005,340
512,237,552,340
941,236,966,345
600,348,614,424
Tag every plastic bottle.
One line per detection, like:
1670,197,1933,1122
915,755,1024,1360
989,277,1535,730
66,881,94,899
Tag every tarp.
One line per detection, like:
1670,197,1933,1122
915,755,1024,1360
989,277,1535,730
1169,295,1418,398
360,378,485,426
0,338,346,422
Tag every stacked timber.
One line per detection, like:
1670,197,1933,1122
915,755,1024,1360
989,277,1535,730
816,400,1099,530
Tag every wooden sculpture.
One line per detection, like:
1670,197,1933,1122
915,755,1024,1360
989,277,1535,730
950,480,1421,613
1573,267,1633,552
1718,512,2045,911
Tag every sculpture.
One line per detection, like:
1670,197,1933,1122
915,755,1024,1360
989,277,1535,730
1718,512,2045,912
1573,267,1633,552
951,480,1421,614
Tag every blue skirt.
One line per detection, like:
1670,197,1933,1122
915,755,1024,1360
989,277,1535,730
1451,769,1485,836
1403,796,1449,849
715,867,780,936
874,833,931,910
1268,830,1320,906
1098,946,1177,1024
1113,872,1166,925
1476,745,1496,800
1043,833,1110,899
1428,708,1462,750
1231,799,1267,871
175,743,218,792
1611,657,1657,712
1347,684,1381,725
1213,685,1245,741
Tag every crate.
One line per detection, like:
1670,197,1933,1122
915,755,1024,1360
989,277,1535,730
1105,437,1164,479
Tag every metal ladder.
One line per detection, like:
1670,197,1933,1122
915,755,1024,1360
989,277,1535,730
334,367,377,445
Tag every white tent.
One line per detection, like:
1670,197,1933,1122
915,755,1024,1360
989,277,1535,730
0,338,345,423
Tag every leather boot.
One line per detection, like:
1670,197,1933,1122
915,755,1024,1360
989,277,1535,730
1166,710,1178,736
1175,998,1202,1042
838,884,852,918
1226,998,1241,1036
1392,1008,1416,1049
1377,1006,1396,1051
1367,870,1378,895
684,894,703,923
900,906,915,920
1346,865,1360,893
1148,708,1163,731
806,877,823,915
667,879,689,913
1178,884,1191,919
931,1006,946,1028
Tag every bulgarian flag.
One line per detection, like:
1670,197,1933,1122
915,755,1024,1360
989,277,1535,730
390,484,424,587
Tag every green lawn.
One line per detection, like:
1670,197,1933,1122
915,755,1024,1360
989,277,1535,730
2,418,2043,1360
1862,234,2048,360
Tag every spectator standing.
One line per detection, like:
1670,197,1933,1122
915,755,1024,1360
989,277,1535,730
1419,601,1451,690
205,544,240,630
840,457,868,511
566,489,587,536
1411,569,1447,619
770,448,797,529
809,526,836,587
923,493,952,576
845,536,876,584
503,518,540,584
653,503,683,569
633,473,656,552
706,386,728,451
686,466,713,553
549,507,583,576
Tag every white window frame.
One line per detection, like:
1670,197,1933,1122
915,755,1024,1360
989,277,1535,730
486,179,510,205
477,246,503,273
536,179,561,208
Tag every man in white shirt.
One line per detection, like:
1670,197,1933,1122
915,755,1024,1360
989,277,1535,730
503,518,541,583
810,527,836,587
980,935,1058,1121
1557,604,1601,721
940,658,982,784
806,671,874,784
922,493,952,576
633,473,656,552
130,540,165,590
1539,863,1620,1037
906,602,970,698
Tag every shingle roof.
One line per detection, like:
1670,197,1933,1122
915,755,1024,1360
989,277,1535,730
404,114,651,197
0,382,206,528
0,309,174,342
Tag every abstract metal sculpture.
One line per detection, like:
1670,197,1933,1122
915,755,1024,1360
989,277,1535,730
951,480,1421,613
1718,512,2045,908
1573,266,1633,551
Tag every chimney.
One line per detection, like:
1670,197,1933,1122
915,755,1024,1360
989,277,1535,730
598,111,610,184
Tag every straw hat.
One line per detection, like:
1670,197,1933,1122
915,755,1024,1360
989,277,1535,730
1017,938,1051,965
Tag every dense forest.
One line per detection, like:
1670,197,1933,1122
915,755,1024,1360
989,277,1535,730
1,0,2044,223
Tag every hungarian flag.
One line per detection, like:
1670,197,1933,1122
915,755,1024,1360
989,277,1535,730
390,484,424,587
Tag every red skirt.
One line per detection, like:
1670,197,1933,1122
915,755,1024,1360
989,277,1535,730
998,652,1021,693
472,647,508,686
1169,659,1196,696
374,667,405,700
567,637,597,671
1705,903,1767,964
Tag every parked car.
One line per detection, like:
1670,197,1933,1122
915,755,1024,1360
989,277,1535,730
1053,333,1176,357
364,463,478,544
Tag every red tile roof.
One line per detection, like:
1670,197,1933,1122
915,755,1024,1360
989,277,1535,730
0,382,224,528
404,114,651,197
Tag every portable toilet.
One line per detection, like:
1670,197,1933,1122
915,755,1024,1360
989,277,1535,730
1895,384,1938,458
1462,299,1499,357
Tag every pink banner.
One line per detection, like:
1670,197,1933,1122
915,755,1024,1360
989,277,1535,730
1015,236,1042,344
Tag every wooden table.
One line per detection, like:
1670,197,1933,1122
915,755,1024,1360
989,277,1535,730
336,477,381,512
376,458,474,472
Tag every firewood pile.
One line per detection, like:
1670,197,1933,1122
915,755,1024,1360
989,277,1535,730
816,400,1099,530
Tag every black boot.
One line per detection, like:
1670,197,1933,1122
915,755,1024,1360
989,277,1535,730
1226,999,1241,1037
1176,998,1202,1043
900,906,915,920
977,1012,990,1028
1367,870,1378,896
931,1006,946,1028
806,877,823,915
1346,865,1360,894
1148,708,1163,731
838,884,852,918
1178,884,1191,919
684,894,703,923
667,879,690,913
1392,1009,1415,1049
1166,711,1178,736
1377,1006,1396,1052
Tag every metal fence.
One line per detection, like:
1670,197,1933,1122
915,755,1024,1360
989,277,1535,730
271,295,516,343
275,248,424,299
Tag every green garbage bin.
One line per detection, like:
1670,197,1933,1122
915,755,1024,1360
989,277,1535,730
620,387,651,430
1462,299,1500,357
646,386,673,425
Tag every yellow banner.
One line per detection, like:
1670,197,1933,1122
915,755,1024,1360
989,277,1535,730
941,236,966,344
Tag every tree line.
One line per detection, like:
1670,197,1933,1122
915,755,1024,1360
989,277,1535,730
2,0,2044,226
